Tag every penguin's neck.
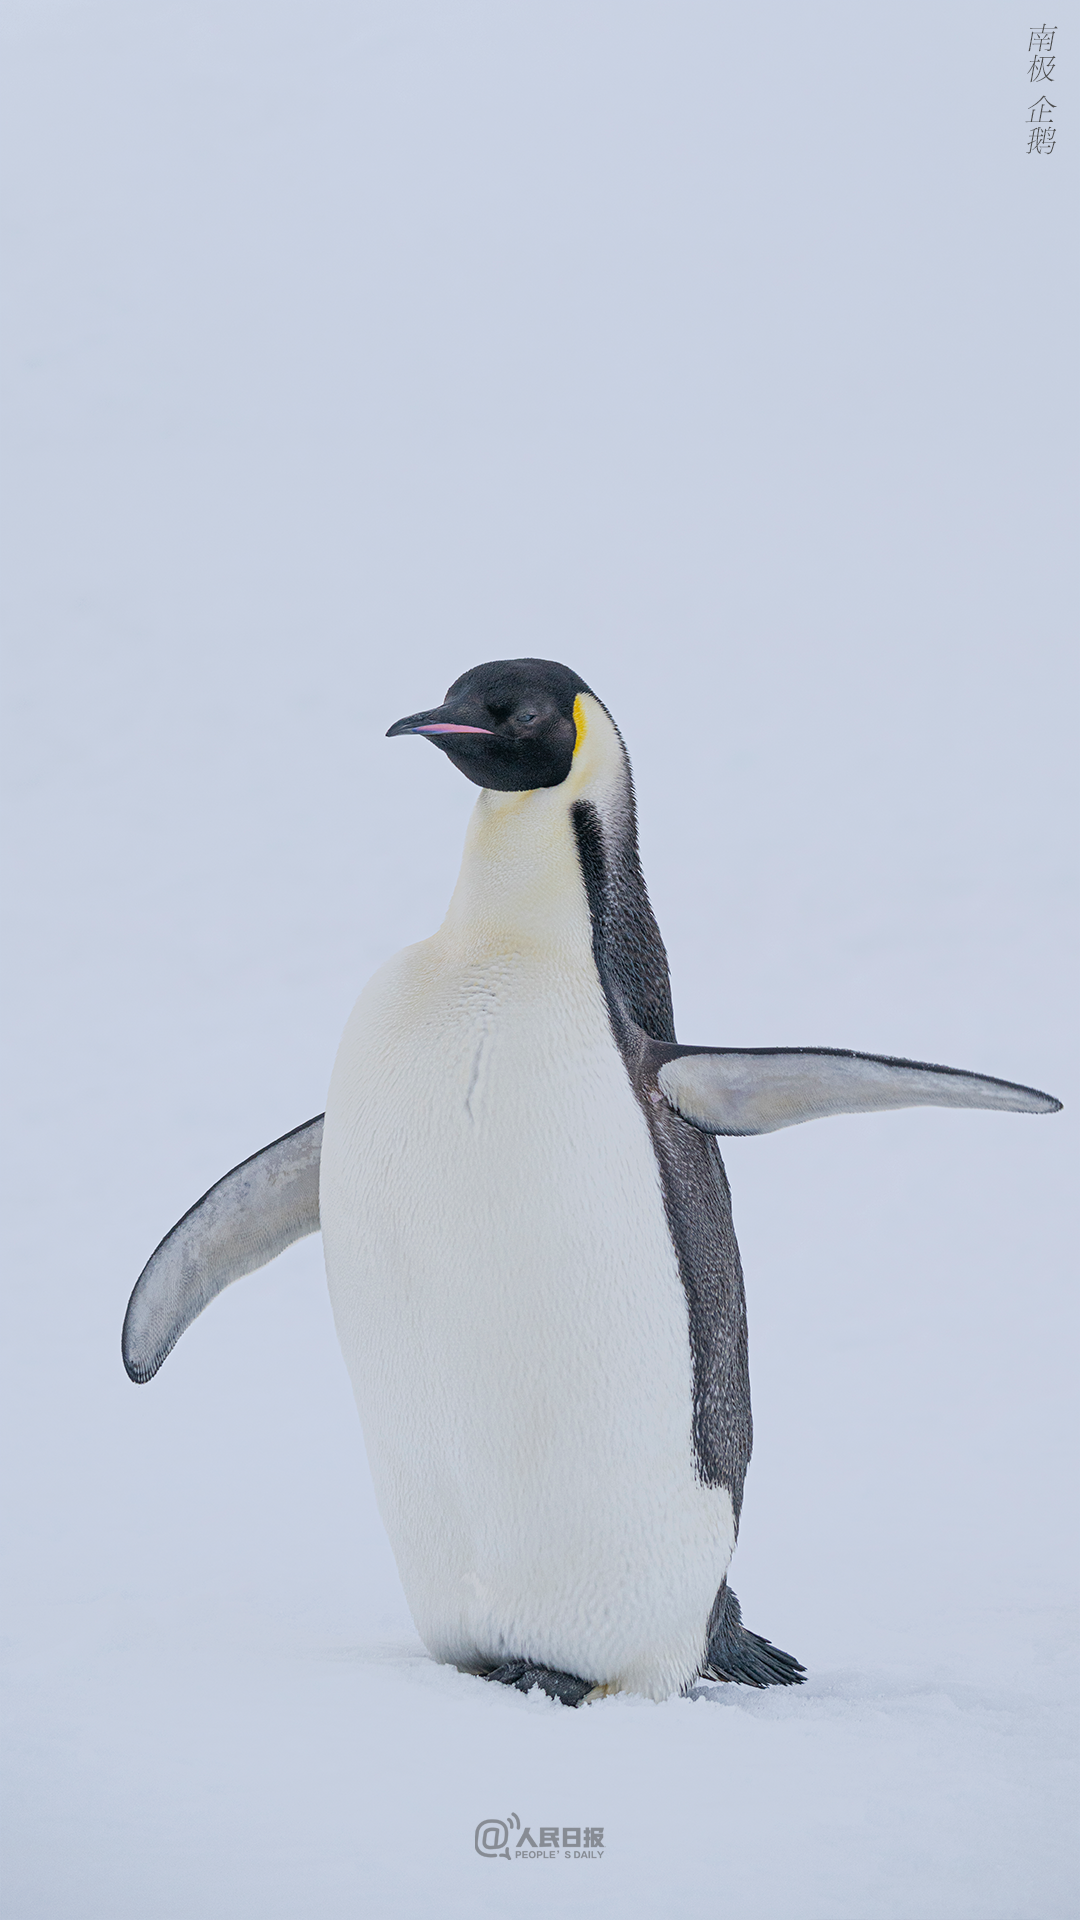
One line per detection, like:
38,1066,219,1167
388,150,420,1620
437,694,629,964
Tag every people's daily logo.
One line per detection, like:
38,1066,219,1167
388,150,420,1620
474,1813,604,1860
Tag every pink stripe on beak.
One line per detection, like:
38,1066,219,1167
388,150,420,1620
413,723,494,735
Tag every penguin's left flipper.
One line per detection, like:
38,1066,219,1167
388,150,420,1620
650,1046,1062,1137
122,1115,324,1383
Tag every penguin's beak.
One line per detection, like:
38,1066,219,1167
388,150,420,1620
386,706,494,739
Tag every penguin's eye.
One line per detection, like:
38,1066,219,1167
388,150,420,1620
515,709,537,726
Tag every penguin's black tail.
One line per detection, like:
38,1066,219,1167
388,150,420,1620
698,1581,806,1688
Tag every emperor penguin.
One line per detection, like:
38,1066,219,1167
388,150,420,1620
123,658,1061,1705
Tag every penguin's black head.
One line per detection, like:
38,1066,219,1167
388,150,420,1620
387,658,592,791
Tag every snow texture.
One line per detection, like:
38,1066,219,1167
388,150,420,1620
2,2,1076,1915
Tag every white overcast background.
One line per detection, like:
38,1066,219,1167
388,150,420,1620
2,3,1077,1917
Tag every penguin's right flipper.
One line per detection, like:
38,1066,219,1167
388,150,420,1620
123,1115,324,1383
651,1045,1061,1136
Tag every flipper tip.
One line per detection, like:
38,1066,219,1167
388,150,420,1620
121,1332,165,1384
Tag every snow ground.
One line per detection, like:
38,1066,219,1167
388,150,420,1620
2,2,1077,1915
4,1601,1074,1919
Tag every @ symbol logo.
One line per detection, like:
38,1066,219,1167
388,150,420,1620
475,1813,520,1857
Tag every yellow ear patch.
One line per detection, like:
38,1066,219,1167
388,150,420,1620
572,693,587,756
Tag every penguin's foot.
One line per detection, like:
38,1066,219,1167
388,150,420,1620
699,1581,806,1689
484,1662,596,1707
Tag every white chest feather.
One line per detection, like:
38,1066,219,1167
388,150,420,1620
320,703,735,1698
